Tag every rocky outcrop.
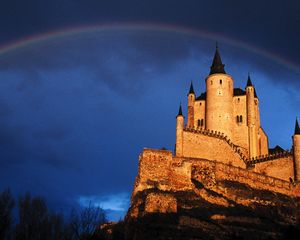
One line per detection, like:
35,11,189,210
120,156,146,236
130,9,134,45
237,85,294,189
121,149,300,240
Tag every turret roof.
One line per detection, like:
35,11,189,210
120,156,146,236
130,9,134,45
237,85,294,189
254,88,258,98
196,92,206,100
269,145,284,154
233,88,246,96
246,74,253,87
188,82,195,95
209,44,226,75
177,103,183,117
295,118,300,135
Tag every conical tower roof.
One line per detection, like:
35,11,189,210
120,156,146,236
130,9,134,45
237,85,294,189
177,103,183,117
188,81,195,95
295,118,300,135
209,44,226,75
246,74,253,87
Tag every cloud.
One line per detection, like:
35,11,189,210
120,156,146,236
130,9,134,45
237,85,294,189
77,192,130,220
78,192,130,211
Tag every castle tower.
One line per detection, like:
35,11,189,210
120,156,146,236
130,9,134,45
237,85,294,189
187,82,195,128
246,75,258,158
293,118,300,182
205,45,234,139
175,103,184,157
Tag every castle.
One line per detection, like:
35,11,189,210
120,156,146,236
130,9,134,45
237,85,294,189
119,46,300,240
175,45,300,182
127,46,300,221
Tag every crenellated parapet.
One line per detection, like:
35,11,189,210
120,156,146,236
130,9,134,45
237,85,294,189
246,149,293,167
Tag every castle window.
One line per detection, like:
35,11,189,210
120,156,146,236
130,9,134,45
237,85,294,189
220,79,222,84
236,115,243,123
211,80,213,85
198,119,204,127
238,98,240,103
200,102,202,106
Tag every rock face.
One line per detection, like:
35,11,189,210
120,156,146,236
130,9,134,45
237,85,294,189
122,149,300,240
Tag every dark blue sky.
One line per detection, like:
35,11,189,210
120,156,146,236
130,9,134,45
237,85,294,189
0,0,300,220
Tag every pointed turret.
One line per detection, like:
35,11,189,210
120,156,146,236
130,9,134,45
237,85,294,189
210,44,226,75
254,88,258,98
187,82,195,128
177,103,183,117
295,118,300,135
246,74,253,87
188,81,195,95
176,103,184,156
293,117,300,181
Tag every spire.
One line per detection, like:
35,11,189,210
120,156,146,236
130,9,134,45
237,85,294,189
254,88,258,98
209,43,226,75
295,118,300,135
188,81,195,95
177,103,183,117
246,73,253,87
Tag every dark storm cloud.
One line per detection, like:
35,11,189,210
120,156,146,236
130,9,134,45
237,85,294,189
1,0,299,67
0,32,199,99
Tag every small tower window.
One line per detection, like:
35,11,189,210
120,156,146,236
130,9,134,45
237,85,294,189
200,102,202,106
220,79,222,84
211,80,213,85
237,98,240,103
198,119,204,127
236,115,243,123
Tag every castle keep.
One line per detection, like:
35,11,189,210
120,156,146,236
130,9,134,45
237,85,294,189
176,46,300,182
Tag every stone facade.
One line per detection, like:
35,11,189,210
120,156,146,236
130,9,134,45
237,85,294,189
127,148,300,220
176,46,300,182
127,46,300,226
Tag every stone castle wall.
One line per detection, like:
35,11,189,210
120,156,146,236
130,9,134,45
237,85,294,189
232,95,249,153
128,148,300,218
186,158,295,195
181,128,246,168
258,127,269,155
193,100,206,128
254,156,294,182
134,149,298,197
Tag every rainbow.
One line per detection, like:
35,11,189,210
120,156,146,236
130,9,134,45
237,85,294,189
0,23,299,73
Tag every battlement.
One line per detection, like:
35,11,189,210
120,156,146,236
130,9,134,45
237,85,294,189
246,149,293,166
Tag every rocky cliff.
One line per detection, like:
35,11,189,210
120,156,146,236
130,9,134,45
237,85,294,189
100,149,300,240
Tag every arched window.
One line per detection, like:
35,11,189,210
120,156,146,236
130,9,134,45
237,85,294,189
239,115,243,123
220,79,222,84
201,119,204,126
198,119,201,127
211,80,213,85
